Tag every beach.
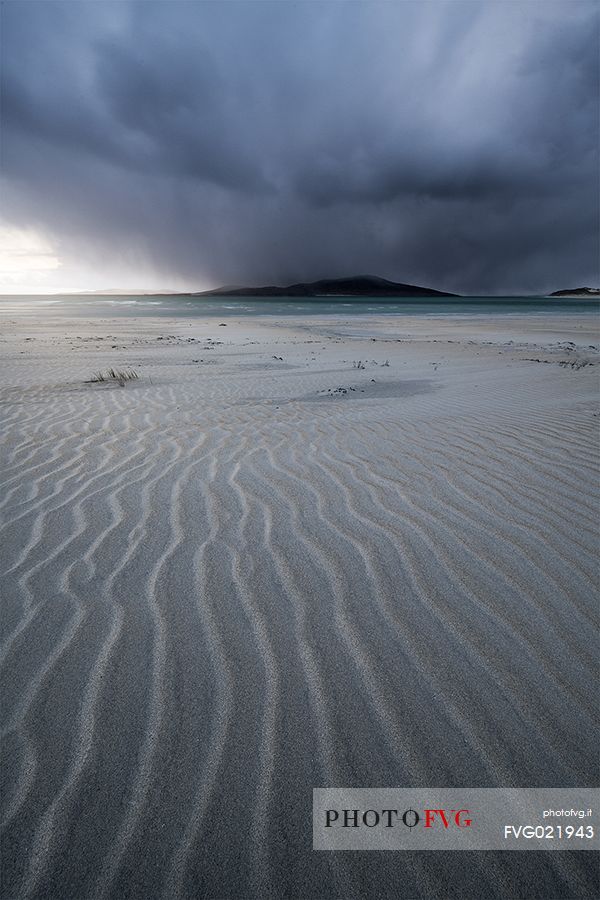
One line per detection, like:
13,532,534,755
1,308,598,899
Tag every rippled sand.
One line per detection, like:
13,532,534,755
1,312,598,899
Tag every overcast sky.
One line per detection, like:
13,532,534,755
1,0,598,294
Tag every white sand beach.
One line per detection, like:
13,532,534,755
1,311,598,899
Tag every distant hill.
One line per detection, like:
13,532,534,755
549,287,600,297
195,275,457,298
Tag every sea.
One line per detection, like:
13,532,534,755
1,294,598,319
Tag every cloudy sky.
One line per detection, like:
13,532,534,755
1,0,598,294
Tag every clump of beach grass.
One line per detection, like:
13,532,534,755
87,368,139,387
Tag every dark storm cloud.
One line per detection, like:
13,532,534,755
1,0,598,293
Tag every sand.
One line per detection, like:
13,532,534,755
0,311,598,899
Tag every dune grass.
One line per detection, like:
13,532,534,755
87,368,139,387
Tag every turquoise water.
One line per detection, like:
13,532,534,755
1,293,598,318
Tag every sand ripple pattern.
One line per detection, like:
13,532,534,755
1,321,598,900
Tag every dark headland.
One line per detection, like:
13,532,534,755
549,287,600,297
194,275,458,297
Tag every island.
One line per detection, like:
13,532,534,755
194,274,458,298
549,287,600,297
